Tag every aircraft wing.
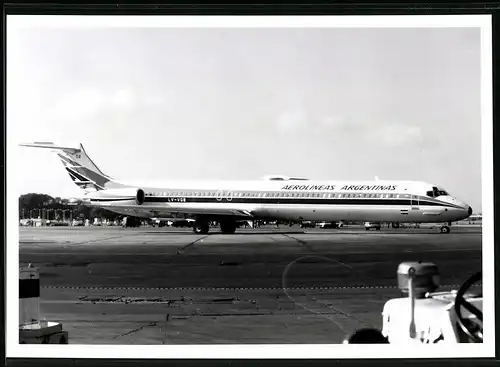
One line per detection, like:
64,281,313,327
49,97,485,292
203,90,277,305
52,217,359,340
87,201,257,220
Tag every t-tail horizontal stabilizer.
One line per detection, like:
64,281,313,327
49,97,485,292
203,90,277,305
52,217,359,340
20,141,124,192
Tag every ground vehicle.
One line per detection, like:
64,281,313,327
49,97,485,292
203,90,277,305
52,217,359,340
300,221,315,228
317,221,338,229
170,219,194,228
364,222,381,230
344,262,483,344
122,216,142,228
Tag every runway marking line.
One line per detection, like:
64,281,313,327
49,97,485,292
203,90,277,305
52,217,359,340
279,235,354,270
40,284,479,292
178,235,209,252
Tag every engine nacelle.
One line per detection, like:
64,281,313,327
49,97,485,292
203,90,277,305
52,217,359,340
135,188,145,205
84,188,146,205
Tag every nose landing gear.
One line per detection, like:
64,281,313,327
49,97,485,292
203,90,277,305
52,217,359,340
440,225,451,233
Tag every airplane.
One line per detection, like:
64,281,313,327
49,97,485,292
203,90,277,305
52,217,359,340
19,142,473,234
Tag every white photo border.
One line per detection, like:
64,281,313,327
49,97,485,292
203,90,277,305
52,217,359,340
6,14,494,359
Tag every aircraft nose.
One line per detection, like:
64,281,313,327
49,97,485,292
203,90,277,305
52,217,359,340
468,206,473,216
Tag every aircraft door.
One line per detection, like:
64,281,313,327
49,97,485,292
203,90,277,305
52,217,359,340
410,195,420,211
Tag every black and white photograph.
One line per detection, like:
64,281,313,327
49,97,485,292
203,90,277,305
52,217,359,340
6,14,494,359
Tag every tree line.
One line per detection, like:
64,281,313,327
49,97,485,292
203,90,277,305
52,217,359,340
19,193,123,221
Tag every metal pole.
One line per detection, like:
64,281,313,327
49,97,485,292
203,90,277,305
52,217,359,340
408,267,416,339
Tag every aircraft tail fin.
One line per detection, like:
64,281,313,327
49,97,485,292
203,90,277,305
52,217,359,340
19,142,124,192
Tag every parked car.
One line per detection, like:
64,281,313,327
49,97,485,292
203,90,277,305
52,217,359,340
300,221,315,228
317,221,338,229
365,222,381,230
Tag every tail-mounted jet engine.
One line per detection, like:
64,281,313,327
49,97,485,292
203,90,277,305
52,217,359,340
86,188,146,205
135,188,145,205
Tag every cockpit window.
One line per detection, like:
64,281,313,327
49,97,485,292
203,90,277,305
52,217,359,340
427,186,449,198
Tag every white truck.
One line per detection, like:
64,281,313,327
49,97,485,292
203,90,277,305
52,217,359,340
345,261,483,344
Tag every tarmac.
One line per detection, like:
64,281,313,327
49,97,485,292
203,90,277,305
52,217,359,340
19,225,482,344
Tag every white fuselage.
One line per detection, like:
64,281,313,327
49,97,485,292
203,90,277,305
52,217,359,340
85,179,472,223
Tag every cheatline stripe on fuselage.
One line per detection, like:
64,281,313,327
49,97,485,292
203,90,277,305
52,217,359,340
91,196,462,209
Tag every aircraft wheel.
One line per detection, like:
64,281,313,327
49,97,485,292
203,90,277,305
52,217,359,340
376,227,381,231
440,226,450,234
193,220,210,234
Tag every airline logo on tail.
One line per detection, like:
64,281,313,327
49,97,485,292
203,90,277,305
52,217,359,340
19,142,123,192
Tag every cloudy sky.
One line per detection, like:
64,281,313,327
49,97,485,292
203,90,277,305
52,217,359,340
7,20,484,211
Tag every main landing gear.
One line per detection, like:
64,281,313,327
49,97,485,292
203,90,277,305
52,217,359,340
192,218,238,234
440,225,451,234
